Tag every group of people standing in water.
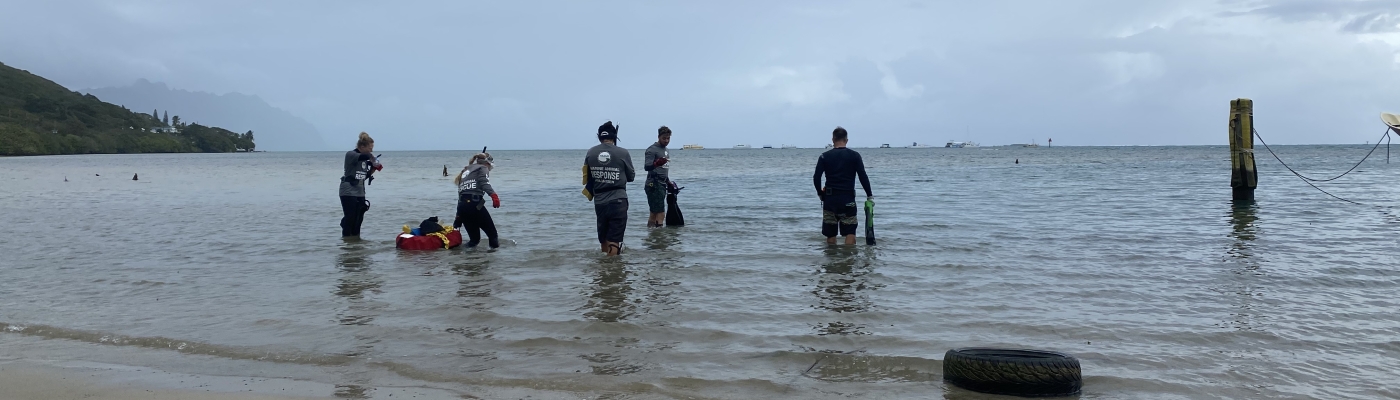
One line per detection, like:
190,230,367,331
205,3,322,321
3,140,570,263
337,122,875,254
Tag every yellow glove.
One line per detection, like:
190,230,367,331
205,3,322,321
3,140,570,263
582,164,594,200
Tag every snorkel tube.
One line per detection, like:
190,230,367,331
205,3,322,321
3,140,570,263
367,153,383,185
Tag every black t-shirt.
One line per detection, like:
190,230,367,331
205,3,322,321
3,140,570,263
813,147,872,197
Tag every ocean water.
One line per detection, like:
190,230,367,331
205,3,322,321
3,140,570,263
0,145,1398,399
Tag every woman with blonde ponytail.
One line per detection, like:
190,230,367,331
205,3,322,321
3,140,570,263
453,150,501,249
339,132,383,237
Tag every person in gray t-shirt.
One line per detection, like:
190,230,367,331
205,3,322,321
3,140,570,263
643,126,672,228
339,132,382,237
583,121,635,256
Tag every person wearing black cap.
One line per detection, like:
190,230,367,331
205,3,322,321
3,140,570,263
583,121,636,256
814,126,873,245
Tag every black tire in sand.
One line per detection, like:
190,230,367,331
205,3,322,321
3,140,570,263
943,348,1082,397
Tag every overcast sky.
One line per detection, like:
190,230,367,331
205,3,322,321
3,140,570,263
2,0,1398,150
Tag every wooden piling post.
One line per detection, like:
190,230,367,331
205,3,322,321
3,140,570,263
1229,98,1257,202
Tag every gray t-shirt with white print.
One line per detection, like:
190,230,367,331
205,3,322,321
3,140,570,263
644,143,669,182
456,163,495,197
584,143,635,204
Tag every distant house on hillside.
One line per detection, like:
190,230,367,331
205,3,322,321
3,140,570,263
153,126,179,134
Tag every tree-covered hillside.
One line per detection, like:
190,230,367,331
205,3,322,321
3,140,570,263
0,61,253,155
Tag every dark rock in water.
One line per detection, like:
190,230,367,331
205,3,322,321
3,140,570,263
133,173,139,181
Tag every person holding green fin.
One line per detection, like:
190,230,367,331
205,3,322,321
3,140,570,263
584,121,635,256
454,149,501,249
813,126,873,245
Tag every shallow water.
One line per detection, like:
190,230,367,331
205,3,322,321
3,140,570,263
1,145,1398,399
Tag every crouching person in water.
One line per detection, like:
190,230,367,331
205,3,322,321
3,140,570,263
454,152,501,248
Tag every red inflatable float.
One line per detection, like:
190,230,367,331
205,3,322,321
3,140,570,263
395,226,463,250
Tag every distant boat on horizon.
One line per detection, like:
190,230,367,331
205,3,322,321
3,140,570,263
880,144,891,148
761,145,773,149
681,144,704,150
781,144,798,149
734,144,751,149
945,140,979,148
909,142,935,149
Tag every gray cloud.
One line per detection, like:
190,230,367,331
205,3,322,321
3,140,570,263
2,0,1397,149
1342,12,1400,33
1225,0,1400,32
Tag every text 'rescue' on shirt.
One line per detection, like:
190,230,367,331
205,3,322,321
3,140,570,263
813,147,872,197
457,164,495,198
340,149,376,197
585,143,636,204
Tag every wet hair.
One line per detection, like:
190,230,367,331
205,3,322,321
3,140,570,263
832,127,848,142
473,152,493,165
357,132,374,148
658,126,672,137
454,153,493,186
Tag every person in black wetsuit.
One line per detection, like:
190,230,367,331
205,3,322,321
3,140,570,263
813,126,873,245
340,132,382,237
453,152,501,248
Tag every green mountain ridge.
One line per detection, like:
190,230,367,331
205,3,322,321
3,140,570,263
0,61,254,156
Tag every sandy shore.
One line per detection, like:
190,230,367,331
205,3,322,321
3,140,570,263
0,362,326,400
0,333,611,400
0,360,474,400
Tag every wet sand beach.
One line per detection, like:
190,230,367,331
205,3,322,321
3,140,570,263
0,361,335,400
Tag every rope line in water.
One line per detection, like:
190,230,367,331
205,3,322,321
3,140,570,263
1254,127,1392,182
1377,129,1388,164
1251,127,1394,206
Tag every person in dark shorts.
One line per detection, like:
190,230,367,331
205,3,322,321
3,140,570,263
584,121,636,256
453,152,501,248
339,132,383,237
813,126,873,245
643,126,672,228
